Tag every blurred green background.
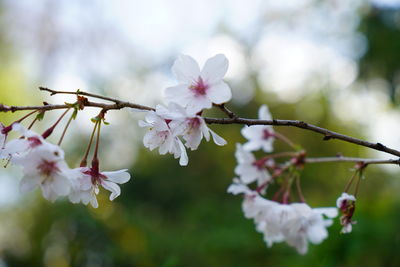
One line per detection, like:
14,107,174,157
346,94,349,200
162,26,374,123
1,0,400,266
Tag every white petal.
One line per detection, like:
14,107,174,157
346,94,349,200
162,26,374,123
172,54,201,83
200,54,229,84
209,129,227,146
177,139,188,166
101,180,121,201
68,191,81,203
52,175,71,196
90,194,99,208
20,175,39,193
314,208,338,218
184,128,202,150
164,84,192,107
185,95,213,115
258,105,272,120
103,170,131,184
206,82,232,105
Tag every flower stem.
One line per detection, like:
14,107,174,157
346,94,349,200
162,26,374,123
343,171,357,193
42,108,71,139
91,119,102,172
57,111,75,146
80,121,99,167
295,174,306,203
274,132,297,150
15,110,38,123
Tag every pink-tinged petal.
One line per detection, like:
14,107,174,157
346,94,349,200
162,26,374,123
158,135,174,155
206,81,232,105
102,180,121,200
90,195,99,208
235,144,256,163
169,121,187,136
103,170,131,184
184,128,202,150
79,191,93,205
41,182,56,201
164,84,192,107
156,103,186,120
11,123,28,135
258,105,272,120
138,120,151,128
241,125,263,140
199,120,210,141
209,129,227,146
20,175,39,193
177,140,188,166
52,175,71,196
172,54,201,83
68,191,81,203
186,96,212,115
201,54,229,84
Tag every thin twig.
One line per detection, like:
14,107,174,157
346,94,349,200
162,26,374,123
39,87,122,103
214,104,237,119
274,132,297,150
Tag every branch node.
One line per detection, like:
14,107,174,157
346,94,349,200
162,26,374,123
0,104,10,112
376,143,386,150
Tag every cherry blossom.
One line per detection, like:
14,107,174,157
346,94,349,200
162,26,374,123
282,203,337,254
139,110,188,166
0,122,19,159
241,105,275,152
2,123,45,159
234,143,271,185
164,54,232,115
68,167,131,208
13,142,72,202
156,103,227,150
228,179,337,254
336,192,357,234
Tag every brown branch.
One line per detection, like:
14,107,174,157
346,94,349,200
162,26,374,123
2,88,400,158
203,117,400,157
305,157,400,165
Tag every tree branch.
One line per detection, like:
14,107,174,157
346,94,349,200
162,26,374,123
305,157,400,165
1,88,399,158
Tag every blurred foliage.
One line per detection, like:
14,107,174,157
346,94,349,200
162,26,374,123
359,6,400,103
1,3,400,267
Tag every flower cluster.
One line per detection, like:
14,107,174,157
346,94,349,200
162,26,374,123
0,122,130,207
228,105,338,254
140,55,230,165
228,180,337,254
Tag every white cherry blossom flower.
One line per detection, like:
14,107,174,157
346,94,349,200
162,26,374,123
241,105,275,152
336,192,357,234
13,142,72,202
139,110,188,166
2,123,45,159
68,167,131,208
282,203,337,254
234,143,271,185
156,103,226,150
228,179,337,255
165,54,232,115
0,122,22,159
